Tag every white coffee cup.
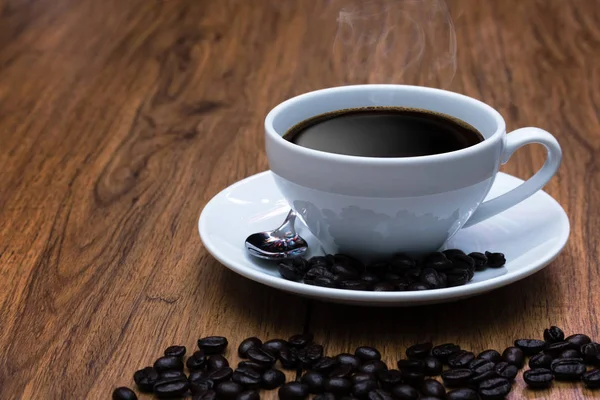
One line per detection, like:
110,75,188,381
265,85,561,259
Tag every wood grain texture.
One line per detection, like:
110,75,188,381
0,0,598,399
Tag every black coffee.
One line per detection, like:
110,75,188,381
283,107,483,157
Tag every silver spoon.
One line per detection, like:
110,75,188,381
245,209,308,260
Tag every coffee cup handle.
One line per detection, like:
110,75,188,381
463,127,562,228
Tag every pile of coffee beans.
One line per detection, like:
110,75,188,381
113,326,600,399
277,250,506,291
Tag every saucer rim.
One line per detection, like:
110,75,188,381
199,170,570,304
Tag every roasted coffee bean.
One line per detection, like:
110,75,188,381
523,368,554,389
583,369,600,389
420,397,443,400
325,378,352,396
331,263,360,281
581,342,600,363
468,252,487,271
566,333,592,349
237,390,260,400
529,353,553,369
305,276,337,288
298,344,324,367
407,282,430,291
551,358,586,380
312,357,339,374
406,342,432,359
451,254,475,270
189,370,209,383
478,377,511,399
262,339,289,357
261,369,286,390
376,369,402,390
445,268,470,287
400,371,425,387
112,387,137,400
432,343,461,362
366,389,393,400
477,350,502,363
305,266,335,280
208,355,230,371
423,357,443,376
423,252,452,271
544,341,571,356
279,259,310,281
441,369,473,387
339,280,371,291
314,393,336,400
238,361,268,373
278,382,308,400
309,256,331,268
502,347,524,368
514,339,546,356
154,356,184,372
194,390,218,400
397,359,424,372
189,375,214,393
301,371,326,394
187,351,208,371
559,349,580,359
393,277,412,291
443,248,466,258
336,353,362,371
332,254,365,273
134,367,159,392
233,367,262,388
359,360,388,375
372,282,396,291
391,384,419,400
288,333,314,348
494,362,518,380
448,351,475,369
469,359,496,375
247,348,276,367
447,388,479,400
164,345,186,358
159,370,186,380
357,272,379,285
470,370,498,388
352,379,379,399
154,376,189,398
209,367,234,384
544,326,565,343
355,346,382,362
484,252,506,268
198,336,228,355
419,268,446,289
367,262,390,275
238,337,263,358
382,272,402,281
216,382,244,400
390,253,417,272
352,372,376,384
420,379,445,398
330,364,354,379
279,348,299,369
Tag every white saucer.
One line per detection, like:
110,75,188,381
198,171,569,306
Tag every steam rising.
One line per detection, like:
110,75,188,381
332,0,457,87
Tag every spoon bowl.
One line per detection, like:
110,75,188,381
244,210,308,260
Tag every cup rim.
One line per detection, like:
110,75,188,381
265,84,506,165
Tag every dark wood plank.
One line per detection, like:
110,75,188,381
0,0,599,399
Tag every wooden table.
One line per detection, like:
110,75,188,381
1,0,599,398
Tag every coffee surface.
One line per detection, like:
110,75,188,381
283,107,484,157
